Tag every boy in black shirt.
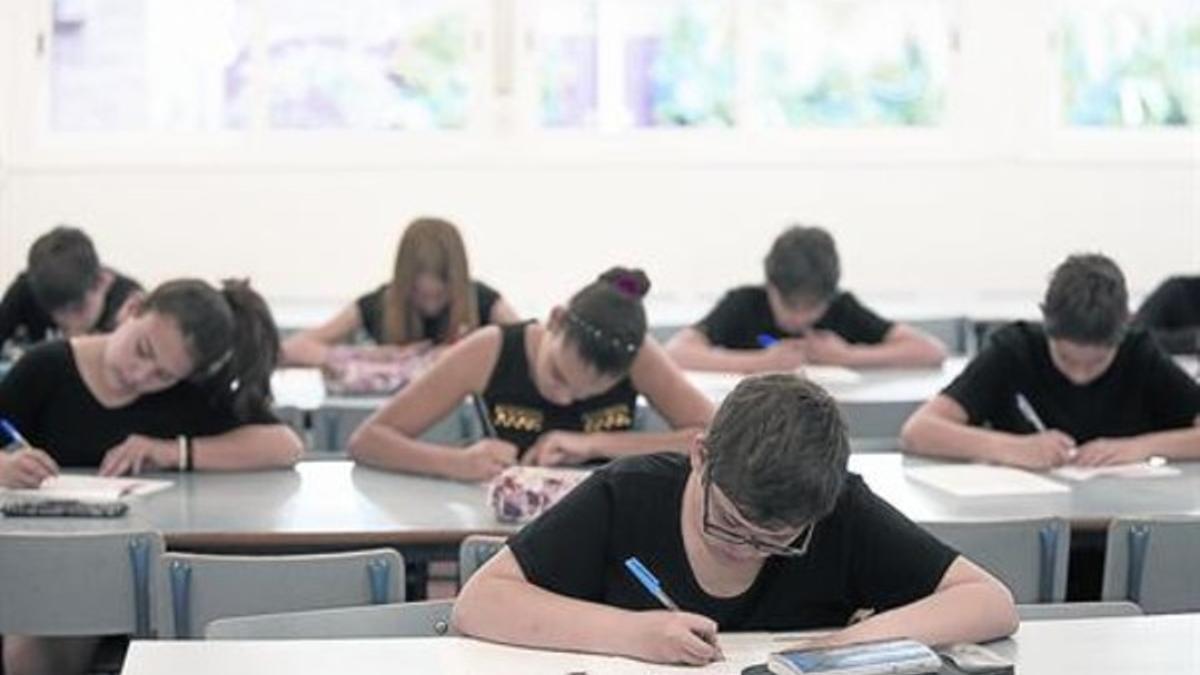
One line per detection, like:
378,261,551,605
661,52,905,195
0,226,142,352
453,375,1017,666
1134,275,1200,355
902,255,1200,469
666,225,946,373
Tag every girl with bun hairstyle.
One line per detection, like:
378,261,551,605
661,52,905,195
349,268,714,481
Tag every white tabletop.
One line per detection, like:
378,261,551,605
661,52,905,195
3,455,1198,550
119,613,1200,675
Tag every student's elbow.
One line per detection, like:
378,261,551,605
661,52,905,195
899,411,932,455
275,427,305,466
346,424,374,463
981,576,1019,640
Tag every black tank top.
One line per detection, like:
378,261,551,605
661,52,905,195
482,323,639,455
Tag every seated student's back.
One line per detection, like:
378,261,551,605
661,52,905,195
0,226,142,352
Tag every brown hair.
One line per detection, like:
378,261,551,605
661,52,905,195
141,278,279,421
705,374,849,527
381,217,479,345
563,267,651,376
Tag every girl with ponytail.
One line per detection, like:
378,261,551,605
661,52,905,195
0,277,302,484
0,278,302,674
350,267,714,481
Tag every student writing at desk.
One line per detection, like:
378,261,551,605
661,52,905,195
0,278,302,675
281,217,519,367
902,254,1200,469
349,268,713,480
453,374,1017,666
666,225,946,373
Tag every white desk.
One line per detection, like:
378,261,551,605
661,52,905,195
4,456,1197,550
119,613,1200,675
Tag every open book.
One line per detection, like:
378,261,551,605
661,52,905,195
1,475,174,503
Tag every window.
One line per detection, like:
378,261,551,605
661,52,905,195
48,0,478,132
745,0,954,127
1060,0,1199,127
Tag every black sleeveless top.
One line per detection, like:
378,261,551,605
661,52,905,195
481,323,639,455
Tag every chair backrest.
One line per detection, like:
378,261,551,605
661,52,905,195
0,530,163,637
206,600,456,640
458,535,507,587
1102,517,1200,614
155,548,404,638
923,518,1070,603
909,317,969,355
1017,601,1143,621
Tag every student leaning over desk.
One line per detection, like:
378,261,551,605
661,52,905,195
281,216,520,367
349,267,714,480
0,225,143,354
666,224,947,373
0,278,302,675
453,374,1017,666
902,254,1200,470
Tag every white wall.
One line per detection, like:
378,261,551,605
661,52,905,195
2,161,1196,319
1,1,1197,323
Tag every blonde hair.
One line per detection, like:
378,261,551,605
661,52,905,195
382,217,479,345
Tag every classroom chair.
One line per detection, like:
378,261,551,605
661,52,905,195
923,518,1070,603
205,600,456,639
909,316,970,355
0,530,164,638
458,534,507,587
1017,601,1142,621
1102,516,1200,614
154,548,404,638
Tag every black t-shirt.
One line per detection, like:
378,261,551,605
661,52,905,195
355,280,501,345
0,269,142,349
1134,276,1200,355
482,323,638,455
508,453,957,631
696,286,894,350
943,322,1200,442
0,341,278,467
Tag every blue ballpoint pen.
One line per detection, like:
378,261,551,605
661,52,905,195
0,417,30,451
624,557,680,610
624,557,724,660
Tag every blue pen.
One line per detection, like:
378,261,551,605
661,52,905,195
0,417,30,451
756,334,779,349
625,557,723,659
624,556,680,610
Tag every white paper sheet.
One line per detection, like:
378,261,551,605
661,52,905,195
905,464,1070,497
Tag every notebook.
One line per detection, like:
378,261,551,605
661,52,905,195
1,475,174,503
905,464,1070,497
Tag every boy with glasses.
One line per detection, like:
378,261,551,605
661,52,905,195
454,374,1017,666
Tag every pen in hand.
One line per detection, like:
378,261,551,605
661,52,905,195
624,556,724,661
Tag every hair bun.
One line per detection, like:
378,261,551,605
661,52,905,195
599,267,651,300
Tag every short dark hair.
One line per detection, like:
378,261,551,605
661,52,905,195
562,267,651,376
1041,254,1129,346
764,225,840,304
705,374,849,528
26,226,101,312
